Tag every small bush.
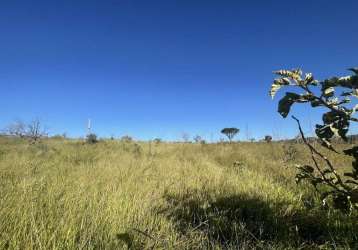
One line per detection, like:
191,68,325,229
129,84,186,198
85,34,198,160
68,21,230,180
86,133,98,144
264,135,272,143
193,135,202,143
52,134,65,140
121,135,133,142
153,138,161,144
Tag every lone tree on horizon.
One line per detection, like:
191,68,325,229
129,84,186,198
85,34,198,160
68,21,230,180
221,127,239,142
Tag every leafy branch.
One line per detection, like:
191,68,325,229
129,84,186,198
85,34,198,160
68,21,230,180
270,68,358,212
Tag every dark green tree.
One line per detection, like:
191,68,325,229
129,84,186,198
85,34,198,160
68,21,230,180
221,128,239,142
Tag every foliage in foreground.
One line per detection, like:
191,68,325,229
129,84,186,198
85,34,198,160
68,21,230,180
270,67,358,212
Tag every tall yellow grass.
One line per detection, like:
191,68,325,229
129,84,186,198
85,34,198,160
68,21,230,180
0,137,356,249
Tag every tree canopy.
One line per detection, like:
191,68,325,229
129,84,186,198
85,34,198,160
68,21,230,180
221,128,239,142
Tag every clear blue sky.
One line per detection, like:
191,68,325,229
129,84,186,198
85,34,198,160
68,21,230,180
1,0,357,141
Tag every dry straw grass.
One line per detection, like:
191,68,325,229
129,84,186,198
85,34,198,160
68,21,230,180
0,137,357,249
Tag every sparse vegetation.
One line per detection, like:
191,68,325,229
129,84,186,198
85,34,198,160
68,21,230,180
121,135,133,142
193,135,204,144
3,119,47,143
0,137,357,249
2,0,356,248
2,68,358,249
3,120,26,138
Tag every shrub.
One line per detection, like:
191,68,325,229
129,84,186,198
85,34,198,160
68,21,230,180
193,135,202,143
121,135,133,142
270,67,358,212
86,133,98,144
153,138,162,144
264,135,272,143
52,134,66,140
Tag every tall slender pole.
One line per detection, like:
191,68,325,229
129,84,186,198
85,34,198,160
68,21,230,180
87,119,91,135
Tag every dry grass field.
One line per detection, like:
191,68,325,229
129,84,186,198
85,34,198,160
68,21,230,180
0,136,357,249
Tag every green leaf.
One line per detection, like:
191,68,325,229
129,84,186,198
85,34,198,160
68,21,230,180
343,146,358,158
344,173,358,180
323,111,339,124
341,89,358,97
322,77,340,90
302,165,315,173
348,68,358,74
332,194,351,212
345,180,358,185
278,92,309,118
315,124,338,150
323,72,358,90
304,73,318,85
297,164,315,173
315,124,334,140
274,69,302,81
304,73,313,82
323,87,335,97
322,168,332,175
320,111,350,141
310,99,323,107
269,78,290,98
336,75,358,88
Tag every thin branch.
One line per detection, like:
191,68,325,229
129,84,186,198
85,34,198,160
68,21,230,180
292,116,350,193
